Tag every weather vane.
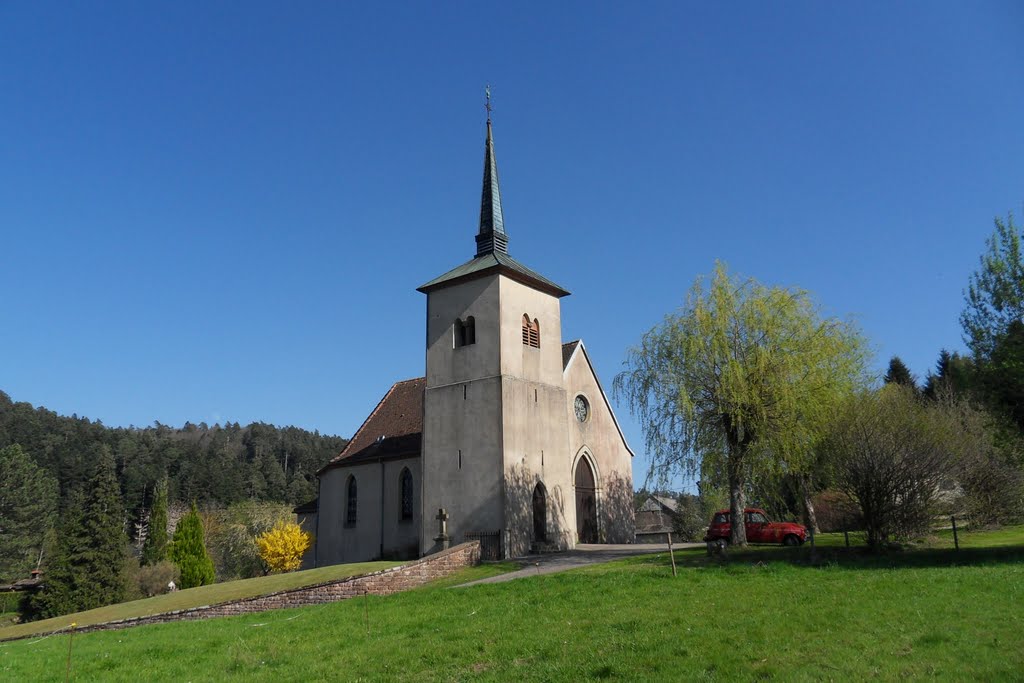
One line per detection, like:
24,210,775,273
485,84,492,122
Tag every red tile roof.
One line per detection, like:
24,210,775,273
318,377,425,473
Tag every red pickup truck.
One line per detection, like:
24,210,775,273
704,508,808,546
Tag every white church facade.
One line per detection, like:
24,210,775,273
298,114,635,564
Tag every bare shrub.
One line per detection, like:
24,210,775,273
825,386,960,548
204,502,295,579
947,401,1024,526
811,490,862,532
137,561,180,597
670,494,708,542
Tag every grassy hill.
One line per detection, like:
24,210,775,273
2,528,1022,681
0,560,403,642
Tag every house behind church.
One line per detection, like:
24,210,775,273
297,112,635,564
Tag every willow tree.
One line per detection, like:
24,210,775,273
614,263,869,545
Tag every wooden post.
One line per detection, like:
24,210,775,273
951,515,959,551
363,589,370,635
667,532,677,578
65,622,76,683
844,530,849,547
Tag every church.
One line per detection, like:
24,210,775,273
297,111,635,564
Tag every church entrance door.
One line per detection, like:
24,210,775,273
532,483,547,543
575,457,598,543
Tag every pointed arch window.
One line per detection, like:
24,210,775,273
346,475,358,526
522,314,540,348
400,467,414,520
455,316,476,348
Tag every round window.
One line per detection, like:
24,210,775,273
574,395,590,423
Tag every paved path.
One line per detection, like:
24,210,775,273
456,542,704,587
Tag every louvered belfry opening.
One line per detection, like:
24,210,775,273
522,314,540,348
455,316,476,348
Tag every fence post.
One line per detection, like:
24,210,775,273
667,532,677,578
951,515,959,551
843,529,850,547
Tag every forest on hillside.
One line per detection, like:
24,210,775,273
0,390,347,514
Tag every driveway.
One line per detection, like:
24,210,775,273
455,542,703,587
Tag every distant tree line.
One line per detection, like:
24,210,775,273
0,391,346,514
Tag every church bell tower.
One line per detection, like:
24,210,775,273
417,97,573,558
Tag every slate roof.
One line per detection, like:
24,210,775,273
561,340,581,369
318,377,425,474
293,498,318,515
417,250,570,298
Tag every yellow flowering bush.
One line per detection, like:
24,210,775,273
255,521,313,573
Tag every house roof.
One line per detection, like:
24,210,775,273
293,498,318,515
318,377,425,474
652,495,679,513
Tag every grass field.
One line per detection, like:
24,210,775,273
1,529,1021,681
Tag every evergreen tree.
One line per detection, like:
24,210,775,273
0,445,58,582
962,213,1024,360
883,356,917,391
979,320,1024,430
31,446,129,618
142,477,169,565
170,503,215,588
923,349,975,399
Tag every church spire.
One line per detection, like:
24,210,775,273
475,85,509,257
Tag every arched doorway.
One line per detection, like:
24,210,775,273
575,457,598,543
532,483,547,543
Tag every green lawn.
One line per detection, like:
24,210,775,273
1,529,1022,681
0,560,402,642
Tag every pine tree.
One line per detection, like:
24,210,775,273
883,356,917,391
170,503,215,588
142,477,169,565
31,446,129,619
0,445,58,583
923,349,974,399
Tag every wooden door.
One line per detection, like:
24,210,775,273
575,458,598,543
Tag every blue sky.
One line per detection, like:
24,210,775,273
2,2,1022,488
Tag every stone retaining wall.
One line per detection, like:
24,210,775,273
11,542,480,641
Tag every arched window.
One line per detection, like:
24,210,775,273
522,314,540,348
532,482,547,543
346,475,357,526
400,467,414,520
454,316,476,348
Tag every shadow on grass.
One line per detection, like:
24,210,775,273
649,541,1024,572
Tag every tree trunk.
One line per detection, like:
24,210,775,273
728,458,747,546
800,474,820,534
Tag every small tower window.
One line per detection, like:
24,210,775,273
346,475,358,526
522,314,540,348
400,467,414,520
454,316,476,348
